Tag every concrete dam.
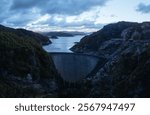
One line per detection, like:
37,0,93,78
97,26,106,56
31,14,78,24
49,52,100,82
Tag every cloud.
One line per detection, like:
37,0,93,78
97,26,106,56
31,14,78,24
10,0,109,15
0,0,109,31
0,0,12,22
136,3,150,13
29,7,103,31
28,12,104,32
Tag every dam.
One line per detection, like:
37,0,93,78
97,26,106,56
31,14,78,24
49,52,101,82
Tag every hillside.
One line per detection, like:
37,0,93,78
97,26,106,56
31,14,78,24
0,25,51,45
71,21,140,52
0,26,60,97
69,21,150,97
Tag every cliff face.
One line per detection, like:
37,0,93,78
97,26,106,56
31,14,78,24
87,40,150,97
70,21,150,97
0,26,59,97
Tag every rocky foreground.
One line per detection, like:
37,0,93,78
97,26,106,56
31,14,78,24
70,21,150,97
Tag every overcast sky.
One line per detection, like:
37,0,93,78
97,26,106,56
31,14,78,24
0,0,150,32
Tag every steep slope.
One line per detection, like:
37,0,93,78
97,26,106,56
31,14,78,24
70,21,150,97
0,26,59,97
86,40,150,97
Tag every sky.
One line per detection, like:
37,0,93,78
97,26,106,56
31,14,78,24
0,0,150,32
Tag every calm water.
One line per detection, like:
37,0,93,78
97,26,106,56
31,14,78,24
43,35,84,52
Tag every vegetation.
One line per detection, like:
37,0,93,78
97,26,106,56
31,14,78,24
0,26,59,97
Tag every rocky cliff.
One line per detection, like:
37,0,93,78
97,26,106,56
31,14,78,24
70,21,150,97
0,26,59,97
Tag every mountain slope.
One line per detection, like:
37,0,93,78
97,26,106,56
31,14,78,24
0,25,59,97
0,25,51,45
69,21,150,97
71,21,140,52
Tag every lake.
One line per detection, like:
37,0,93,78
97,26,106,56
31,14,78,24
43,35,84,52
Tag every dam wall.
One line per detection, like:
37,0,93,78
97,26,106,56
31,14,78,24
49,52,100,82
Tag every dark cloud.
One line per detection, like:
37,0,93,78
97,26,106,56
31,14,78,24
10,0,109,15
136,3,150,13
10,0,39,10
0,0,109,31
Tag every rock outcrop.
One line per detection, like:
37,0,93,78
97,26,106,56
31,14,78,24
71,21,139,52
70,21,150,97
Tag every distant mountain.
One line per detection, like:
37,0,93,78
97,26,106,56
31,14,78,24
63,31,88,36
0,25,51,45
42,32,73,37
41,31,87,37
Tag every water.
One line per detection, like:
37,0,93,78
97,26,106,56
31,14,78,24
43,35,84,52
